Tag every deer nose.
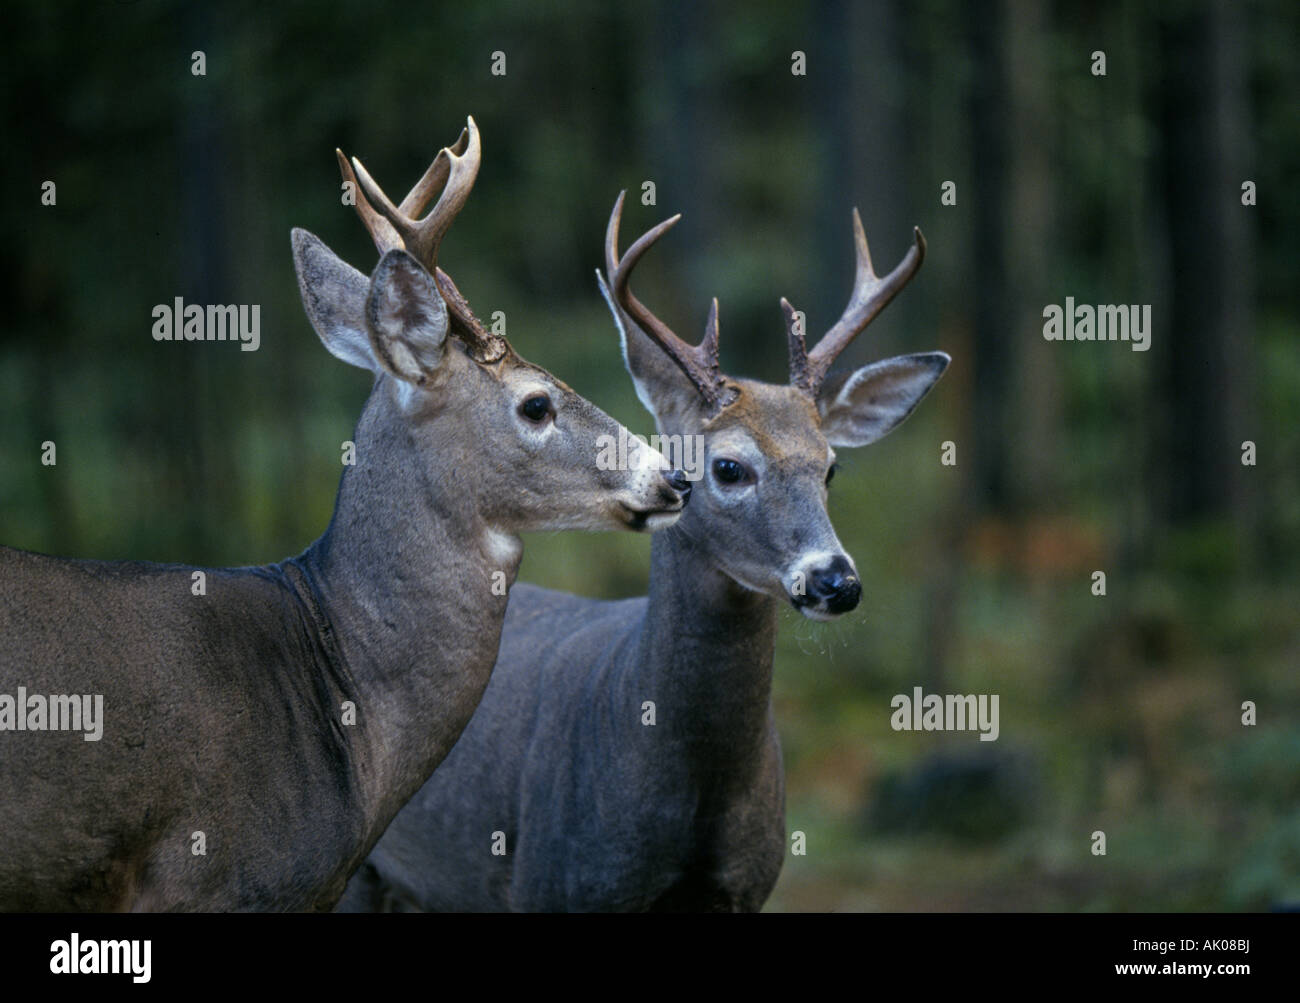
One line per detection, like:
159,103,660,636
808,556,861,613
661,468,691,504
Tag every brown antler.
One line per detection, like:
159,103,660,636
604,192,733,414
337,117,505,363
782,297,811,392
795,210,926,392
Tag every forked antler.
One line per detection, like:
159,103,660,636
787,210,926,393
337,116,505,363
604,192,735,415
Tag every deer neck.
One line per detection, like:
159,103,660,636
635,525,781,782
300,383,518,829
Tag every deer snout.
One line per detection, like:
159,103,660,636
662,468,692,506
616,465,690,532
791,554,861,617
640,467,690,519
810,557,861,613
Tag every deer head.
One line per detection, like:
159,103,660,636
599,193,948,618
292,121,688,536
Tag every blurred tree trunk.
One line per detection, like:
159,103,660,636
923,0,1058,688
176,1,233,560
1006,0,1059,514
966,0,1012,515
813,0,908,365
1153,0,1255,552
919,0,1013,692
918,0,973,693
640,2,723,346
13,65,77,551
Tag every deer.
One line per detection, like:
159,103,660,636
0,121,690,912
337,192,951,912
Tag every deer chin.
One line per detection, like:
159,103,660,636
788,583,860,621
792,601,845,623
714,567,795,606
643,510,684,532
616,501,684,533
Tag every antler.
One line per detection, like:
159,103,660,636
782,297,811,391
794,210,926,392
604,192,733,414
337,116,505,363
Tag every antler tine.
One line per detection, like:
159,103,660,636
781,297,813,392
336,149,402,255
804,210,926,390
604,192,731,414
345,116,482,274
602,189,629,283
395,131,457,219
337,119,502,363
702,298,723,387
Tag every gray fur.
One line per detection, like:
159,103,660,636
0,229,683,911
339,283,948,912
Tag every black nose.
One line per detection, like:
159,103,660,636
808,556,861,613
662,468,691,504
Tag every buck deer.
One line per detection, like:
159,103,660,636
0,123,688,911
338,193,950,912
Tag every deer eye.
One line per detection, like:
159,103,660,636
712,458,751,485
519,393,553,424
825,463,838,487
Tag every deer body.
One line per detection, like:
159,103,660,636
344,545,785,912
0,124,685,911
340,197,949,912
0,389,497,910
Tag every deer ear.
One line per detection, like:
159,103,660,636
292,228,377,372
365,250,450,384
597,269,699,427
816,352,950,448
